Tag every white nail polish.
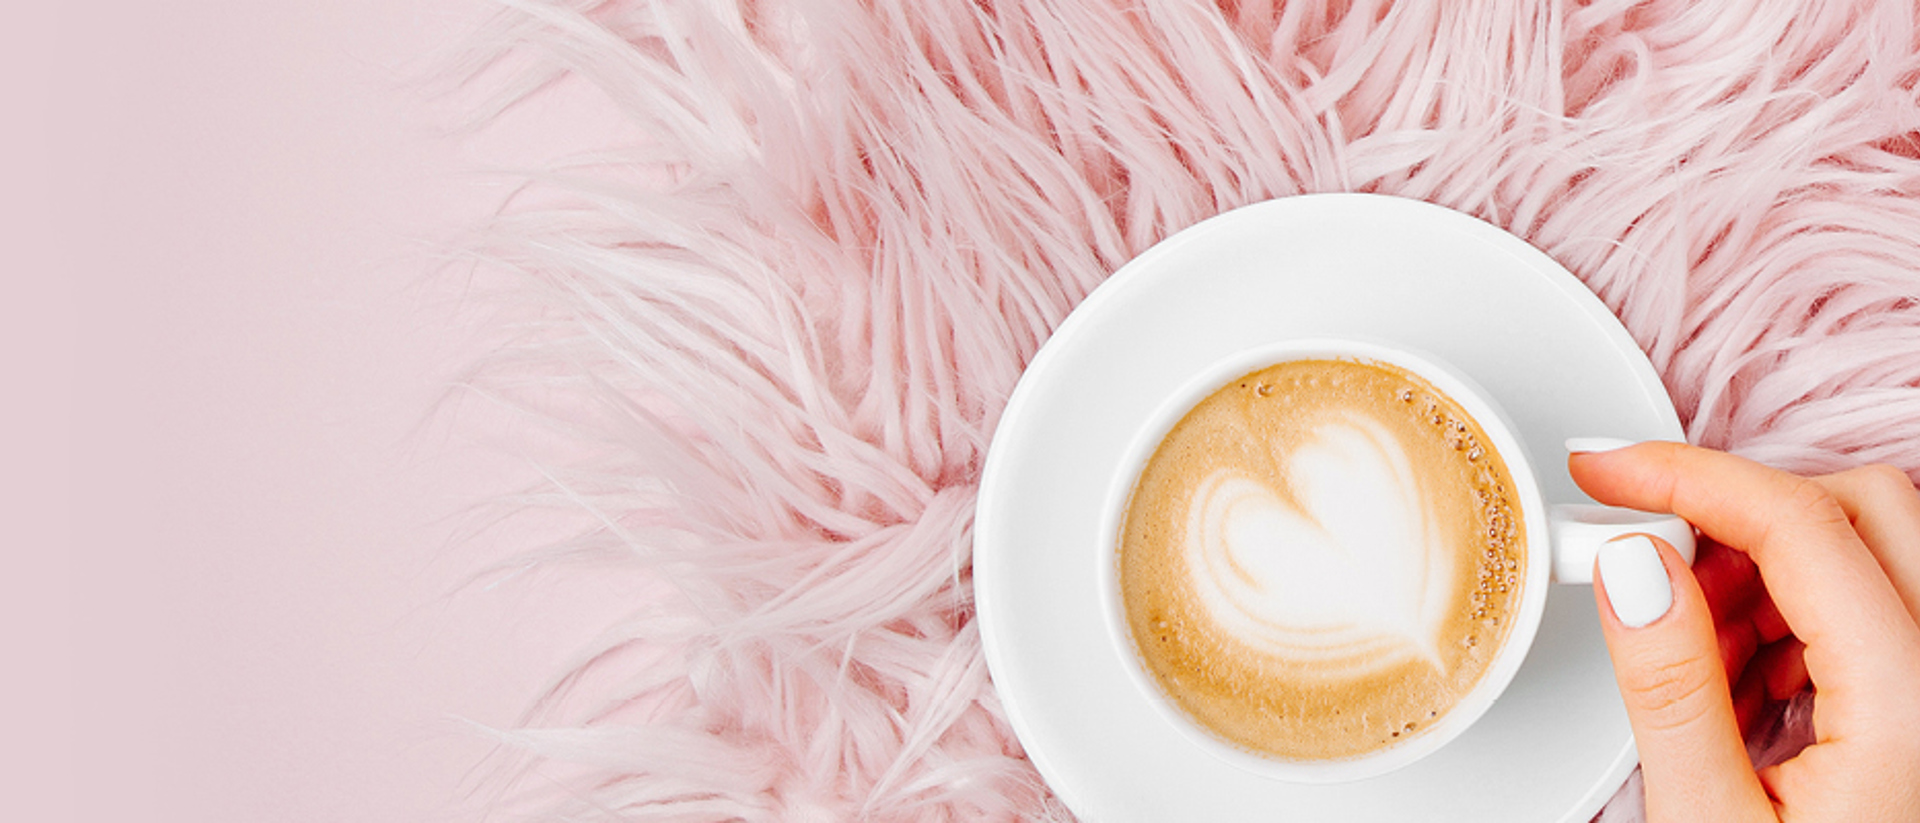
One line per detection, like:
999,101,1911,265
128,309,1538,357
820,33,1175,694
1566,437,1639,454
1597,535,1672,628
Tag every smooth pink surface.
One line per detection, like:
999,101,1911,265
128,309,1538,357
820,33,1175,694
9,3,630,821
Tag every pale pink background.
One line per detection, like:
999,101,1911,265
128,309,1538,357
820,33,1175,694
7,2,629,820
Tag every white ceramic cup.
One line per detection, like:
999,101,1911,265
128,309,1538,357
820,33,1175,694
1097,337,1695,783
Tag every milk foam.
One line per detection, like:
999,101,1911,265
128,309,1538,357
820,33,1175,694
1117,357,1526,761
1184,413,1454,672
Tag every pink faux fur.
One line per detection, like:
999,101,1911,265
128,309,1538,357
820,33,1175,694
453,0,1920,820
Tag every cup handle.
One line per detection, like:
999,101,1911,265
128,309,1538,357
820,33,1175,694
1548,504,1697,584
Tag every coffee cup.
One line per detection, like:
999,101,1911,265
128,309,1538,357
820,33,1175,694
1097,337,1694,783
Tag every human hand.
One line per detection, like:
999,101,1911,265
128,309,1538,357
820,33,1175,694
1567,440,1920,822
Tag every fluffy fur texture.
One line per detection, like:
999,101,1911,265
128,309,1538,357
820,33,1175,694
453,0,1920,820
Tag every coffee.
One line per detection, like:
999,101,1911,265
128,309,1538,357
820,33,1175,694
1117,357,1525,761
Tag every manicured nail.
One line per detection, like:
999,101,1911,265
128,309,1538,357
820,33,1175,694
1597,535,1672,628
1566,437,1639,454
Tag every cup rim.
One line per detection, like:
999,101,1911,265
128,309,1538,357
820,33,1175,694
1096,336,1553,783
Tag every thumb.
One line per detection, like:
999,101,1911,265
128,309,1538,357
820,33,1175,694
1594,535,1774,822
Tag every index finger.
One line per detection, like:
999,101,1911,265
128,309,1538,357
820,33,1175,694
1569,442,1920,691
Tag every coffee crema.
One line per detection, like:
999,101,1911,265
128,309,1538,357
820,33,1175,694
1118,357,1525,761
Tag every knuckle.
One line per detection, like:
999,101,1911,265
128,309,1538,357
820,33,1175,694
1782,476,1850,532
1622,653,1722,734
1647,443,1688,513
1854,462,1918,499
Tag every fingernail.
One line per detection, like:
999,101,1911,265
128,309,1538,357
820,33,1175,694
1566,437,1640,454
1597,535,1672,628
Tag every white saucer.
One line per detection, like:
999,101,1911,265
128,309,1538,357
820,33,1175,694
975,194,1681,821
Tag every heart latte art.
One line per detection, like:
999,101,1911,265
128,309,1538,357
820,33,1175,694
1119,358,1525,761
1187,415,1456,670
